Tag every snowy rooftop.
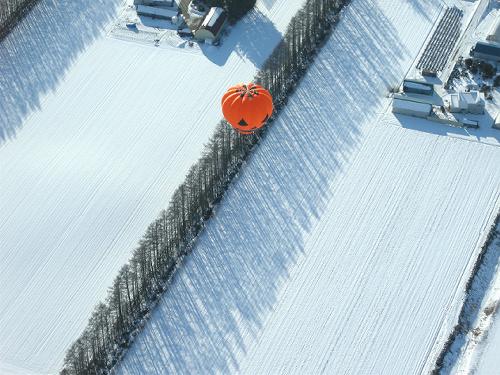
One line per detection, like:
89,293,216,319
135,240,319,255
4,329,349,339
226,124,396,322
461,91,481,105
393,98,432,113
403,81,433,92
136,4,178,18
474,42,500,57
200,7,226,31
447,91,484,108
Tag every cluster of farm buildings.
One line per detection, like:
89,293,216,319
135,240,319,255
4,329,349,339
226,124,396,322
392,5,500,130
132,0,227,43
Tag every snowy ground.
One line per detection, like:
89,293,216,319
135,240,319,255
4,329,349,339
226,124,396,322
0,0,306,373
116,0,500,374
443,220,500,375
475,312,500,374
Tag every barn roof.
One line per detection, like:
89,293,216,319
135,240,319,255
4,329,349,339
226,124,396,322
474,42,500,57
198,7,227,36
136,4,178,18
393,98,432,114
403,80,433,93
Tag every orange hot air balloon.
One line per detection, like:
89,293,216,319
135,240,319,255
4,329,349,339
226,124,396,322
221,83,273,134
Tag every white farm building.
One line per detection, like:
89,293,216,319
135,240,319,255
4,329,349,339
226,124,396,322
136,4,178,20
194,7,227,43
446,91,485,115
392,98,432,118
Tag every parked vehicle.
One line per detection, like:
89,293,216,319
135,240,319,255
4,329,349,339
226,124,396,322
177,29,194,38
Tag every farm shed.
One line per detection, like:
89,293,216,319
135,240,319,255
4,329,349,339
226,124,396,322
194,7,227,42
136,5,178,20
134,0,175,6
403,79,434,95
472,42,500,62
392,98,432,118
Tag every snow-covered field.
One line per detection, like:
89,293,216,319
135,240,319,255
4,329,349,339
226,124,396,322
444,220,500,375
0,0,306,373
116,0,500,374
475,312,500,374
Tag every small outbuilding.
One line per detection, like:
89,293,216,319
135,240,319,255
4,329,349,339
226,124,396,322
486,17,500,42
403,79,434,95
136,4,178,20
134,0,175,6
446,91,485,114
392,98,432,118
194,7,227,43
461,118,479,128
472,42,500,62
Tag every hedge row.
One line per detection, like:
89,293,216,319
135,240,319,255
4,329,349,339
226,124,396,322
0,0,38,41
432,210,500,374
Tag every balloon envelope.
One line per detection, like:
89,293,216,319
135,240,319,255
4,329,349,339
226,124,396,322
221,83,273,134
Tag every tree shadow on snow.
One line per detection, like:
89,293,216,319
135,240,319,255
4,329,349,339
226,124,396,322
116,0,437,374
403,0,441,22
0,0,122,145
199,9,282,67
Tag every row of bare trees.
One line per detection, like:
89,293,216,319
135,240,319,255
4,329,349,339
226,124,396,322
61,0,348,373
0,0,37,39
433,210,500,374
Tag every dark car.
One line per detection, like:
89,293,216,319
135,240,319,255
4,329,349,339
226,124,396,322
177,29,194,38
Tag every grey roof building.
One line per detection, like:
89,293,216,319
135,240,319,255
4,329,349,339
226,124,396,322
136,4,178,20
194,7,227,42
392,98,432,118
402,79,434,96
472,42,500,62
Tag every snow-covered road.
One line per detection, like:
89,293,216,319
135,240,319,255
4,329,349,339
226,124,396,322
0,0,306,373
116,0,500,374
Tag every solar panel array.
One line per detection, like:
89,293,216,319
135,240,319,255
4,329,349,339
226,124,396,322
417,7,463,73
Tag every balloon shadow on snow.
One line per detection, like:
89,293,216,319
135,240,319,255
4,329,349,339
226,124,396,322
0,0,122,145
198,9,282,67
115,0,440,374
